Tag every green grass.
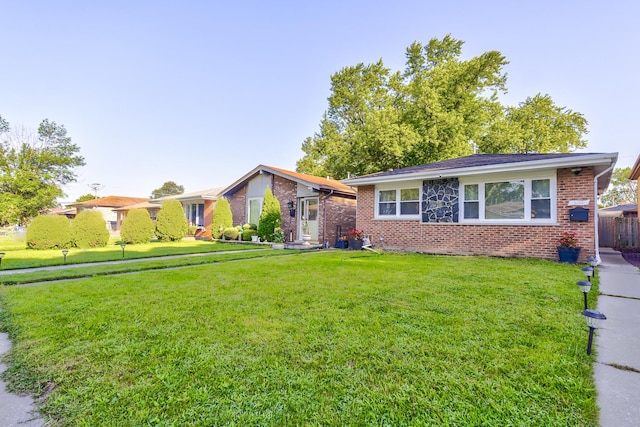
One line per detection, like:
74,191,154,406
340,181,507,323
0,237,261,270
0,249,300,285
0,252,599,426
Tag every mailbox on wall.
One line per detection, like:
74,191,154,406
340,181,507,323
569,207,589,222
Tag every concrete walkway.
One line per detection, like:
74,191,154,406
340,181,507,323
594,248,640,427
0,328,43,426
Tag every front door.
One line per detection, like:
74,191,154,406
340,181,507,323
300,198,319,241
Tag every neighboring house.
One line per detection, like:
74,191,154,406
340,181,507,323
112,200,162,228
630,153,640,213
599,203,638,218
67,196,150,231
45,206,77,219
220,165,357,245
148,187,224,239
343,153,618,262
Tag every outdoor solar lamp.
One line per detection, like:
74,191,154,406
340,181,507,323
62,249,69,264
582,309,606,355
576,280,592,310
119,243,126,258
0,251,5,267
581,266,594,282
587,256,598,278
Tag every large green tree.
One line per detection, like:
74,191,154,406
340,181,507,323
599,167,637,207
150,181,184,199
297,35,588,179
0,116,85,225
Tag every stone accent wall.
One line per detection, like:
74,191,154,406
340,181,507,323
355,167,596,262
422,178,459,223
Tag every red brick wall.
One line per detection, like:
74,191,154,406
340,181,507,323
322,195,357,246
356,167,596,261
272,176,298,241
227,187,246,225
200,200,214,239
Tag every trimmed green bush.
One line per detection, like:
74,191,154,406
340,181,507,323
71,210,110,249
258,187,282,242
242,229,258,241
211,198,233,239
26,215,72,249
155,200,188,241
222,227,239,240
187,225,197,236
120,209,155,244
243,223,257,230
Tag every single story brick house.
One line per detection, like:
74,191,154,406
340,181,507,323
220,165,356,244
115,188,224,239
342,153,618,262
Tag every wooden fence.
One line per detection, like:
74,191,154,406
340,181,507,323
599,217,639,247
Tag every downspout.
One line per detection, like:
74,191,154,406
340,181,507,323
594,164,615,263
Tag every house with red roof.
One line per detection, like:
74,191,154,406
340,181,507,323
220,165,356,245
66,196,150,232
343,152,618,262
112,187,224,239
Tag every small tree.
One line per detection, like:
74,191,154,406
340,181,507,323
75,194,95,202
150,181,184,199
599,167,638,207
120,208,155,244
155,200,187,241
211,197,233,239
26,215,72,249
71,210,110,248
258,188,282,242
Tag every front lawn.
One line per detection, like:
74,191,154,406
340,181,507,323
0,252,598,426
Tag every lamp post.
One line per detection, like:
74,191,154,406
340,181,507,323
119,243,126,258
0,252,5,267
582,309,606,355
576,280,592,310
581,266,594,282
62,249,69,264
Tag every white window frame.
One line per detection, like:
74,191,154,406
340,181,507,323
374,182,421,220
247,197,263,225
184,203,205,227
459,171,556,224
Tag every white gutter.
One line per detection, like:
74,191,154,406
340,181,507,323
593,163,616,263
343,153,618,186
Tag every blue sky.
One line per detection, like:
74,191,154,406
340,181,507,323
2,1,637,203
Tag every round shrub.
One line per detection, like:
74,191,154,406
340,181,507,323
120,208,155,244
155,200,188,241
223,227,239,240
26,215,72,249
243,223,257,230
71,210,110,249
212,198,233,239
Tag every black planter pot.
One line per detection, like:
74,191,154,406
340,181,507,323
349,239,363,250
